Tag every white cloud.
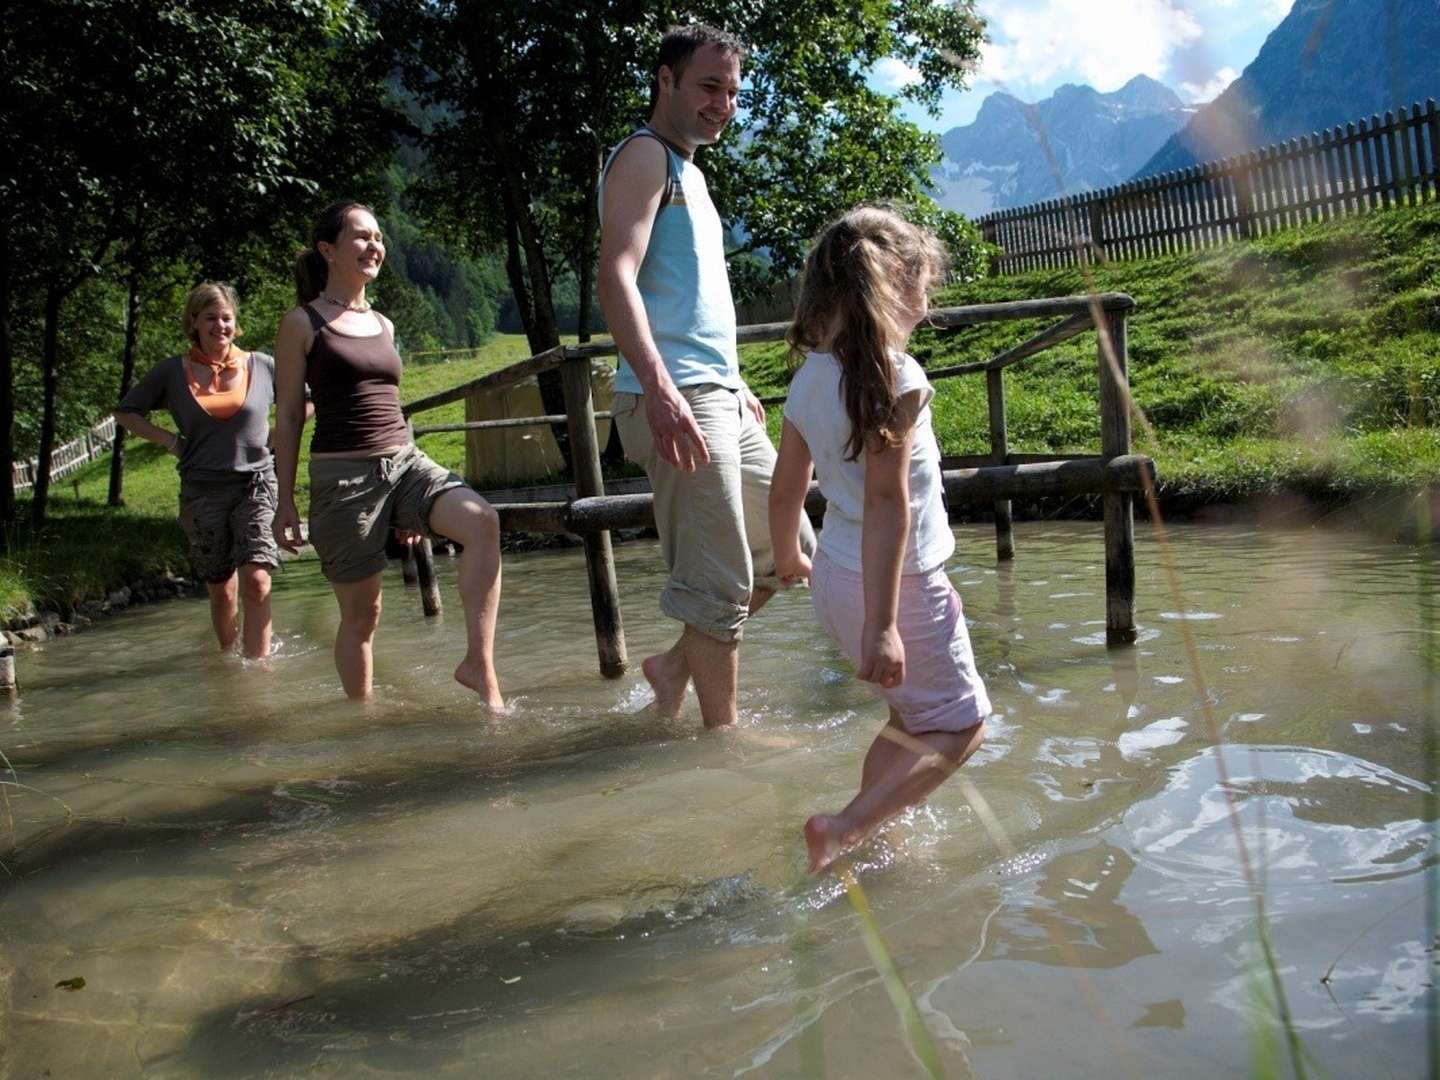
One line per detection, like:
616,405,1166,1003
1180,65,1237,102
978,0,1204,94
873,56,923,91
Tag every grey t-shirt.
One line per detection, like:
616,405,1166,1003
117,352,276,482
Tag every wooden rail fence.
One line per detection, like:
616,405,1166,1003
12,415,117,492
404,294,1151,676
978,98,1440,274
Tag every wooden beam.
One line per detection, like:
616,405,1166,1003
402,345,567,418
414,412,613,436
493,455,1156,534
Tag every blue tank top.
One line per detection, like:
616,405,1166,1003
600,129,742,394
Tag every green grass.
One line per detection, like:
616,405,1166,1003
7,204,1440,619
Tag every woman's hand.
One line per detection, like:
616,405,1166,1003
858,621,905,688
393,528,422,547
273,502,305,553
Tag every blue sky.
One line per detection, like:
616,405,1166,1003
876,0,1297,134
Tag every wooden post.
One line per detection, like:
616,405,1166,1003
401,541,418,585
561,353,627,678
406,419,442,616
986,367,1014,561
0,641,15,696
1098,309,1136,645
1234,153,1257,239
1426,99,1440,201
415,538,441,616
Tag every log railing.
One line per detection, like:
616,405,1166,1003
404,293,1148,675
978,99,1440,274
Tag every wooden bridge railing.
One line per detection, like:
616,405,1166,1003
977,98,1440,274
404,293,1149,676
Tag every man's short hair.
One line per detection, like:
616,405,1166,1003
650,23,745,111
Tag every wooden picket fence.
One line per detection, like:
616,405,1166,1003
977,99,1440,274
12,415,116,492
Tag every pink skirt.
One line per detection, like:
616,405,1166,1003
811,549,991,735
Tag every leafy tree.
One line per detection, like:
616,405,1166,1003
391,0,987,350
1,0,400,525
383,0,985,465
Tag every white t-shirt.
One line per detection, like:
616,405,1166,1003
783,350,955,575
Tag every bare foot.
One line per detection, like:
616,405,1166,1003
803,814,852,874
454,659,506,711
641,650,689,719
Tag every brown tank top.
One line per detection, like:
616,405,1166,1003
302,304,411,454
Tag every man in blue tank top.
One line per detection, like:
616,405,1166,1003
599,24,815,728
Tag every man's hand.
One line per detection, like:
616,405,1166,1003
273,502,305,553
858,621,905,688
774,548,812,586
740,387,765,426
645,383,710,472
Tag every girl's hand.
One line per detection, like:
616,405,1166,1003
858,622,905,688
394,528,422,547
775,549,812,585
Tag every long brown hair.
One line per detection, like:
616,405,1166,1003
786,205,948,460
293,200,374,304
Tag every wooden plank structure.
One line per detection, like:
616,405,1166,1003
403,292,1150,675
977,98,1440,274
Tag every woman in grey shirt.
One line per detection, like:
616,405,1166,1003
115,282,284,658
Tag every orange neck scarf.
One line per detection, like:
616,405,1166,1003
185,347,250,421
188,344,239,390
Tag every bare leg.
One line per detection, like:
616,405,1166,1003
428,488,504,709
805,710,987,874
642,585,772,719
206,574,239,652
332,573,383,699
642,635,689,718
684,625,739,728
238,563,272,659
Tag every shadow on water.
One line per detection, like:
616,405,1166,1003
2,522,1435,1077
0,704,690,877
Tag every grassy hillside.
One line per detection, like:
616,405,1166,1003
741,200,1440,500
5,202,1438,619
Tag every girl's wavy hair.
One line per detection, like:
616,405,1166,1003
182,281,241,345
786,205,948,460
293,199,375,305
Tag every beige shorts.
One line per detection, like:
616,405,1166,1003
614,383,816,643
178,470,280,583
307,443,466,584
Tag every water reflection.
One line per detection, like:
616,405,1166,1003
0,522,1433,1077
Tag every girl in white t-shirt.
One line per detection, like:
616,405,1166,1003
770,206,992,873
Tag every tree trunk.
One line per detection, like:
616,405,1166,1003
32,283,62,529
108,264,142,506
503,206,535,348
576,142,600,344
492,128,571,469
0,238,15,531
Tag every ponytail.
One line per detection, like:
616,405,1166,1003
293,248,328,306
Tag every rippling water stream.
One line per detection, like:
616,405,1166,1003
1,521,1434,1077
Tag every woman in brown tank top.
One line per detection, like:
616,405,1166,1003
271,201,506,708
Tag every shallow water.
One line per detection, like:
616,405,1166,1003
1,522,1434,1077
